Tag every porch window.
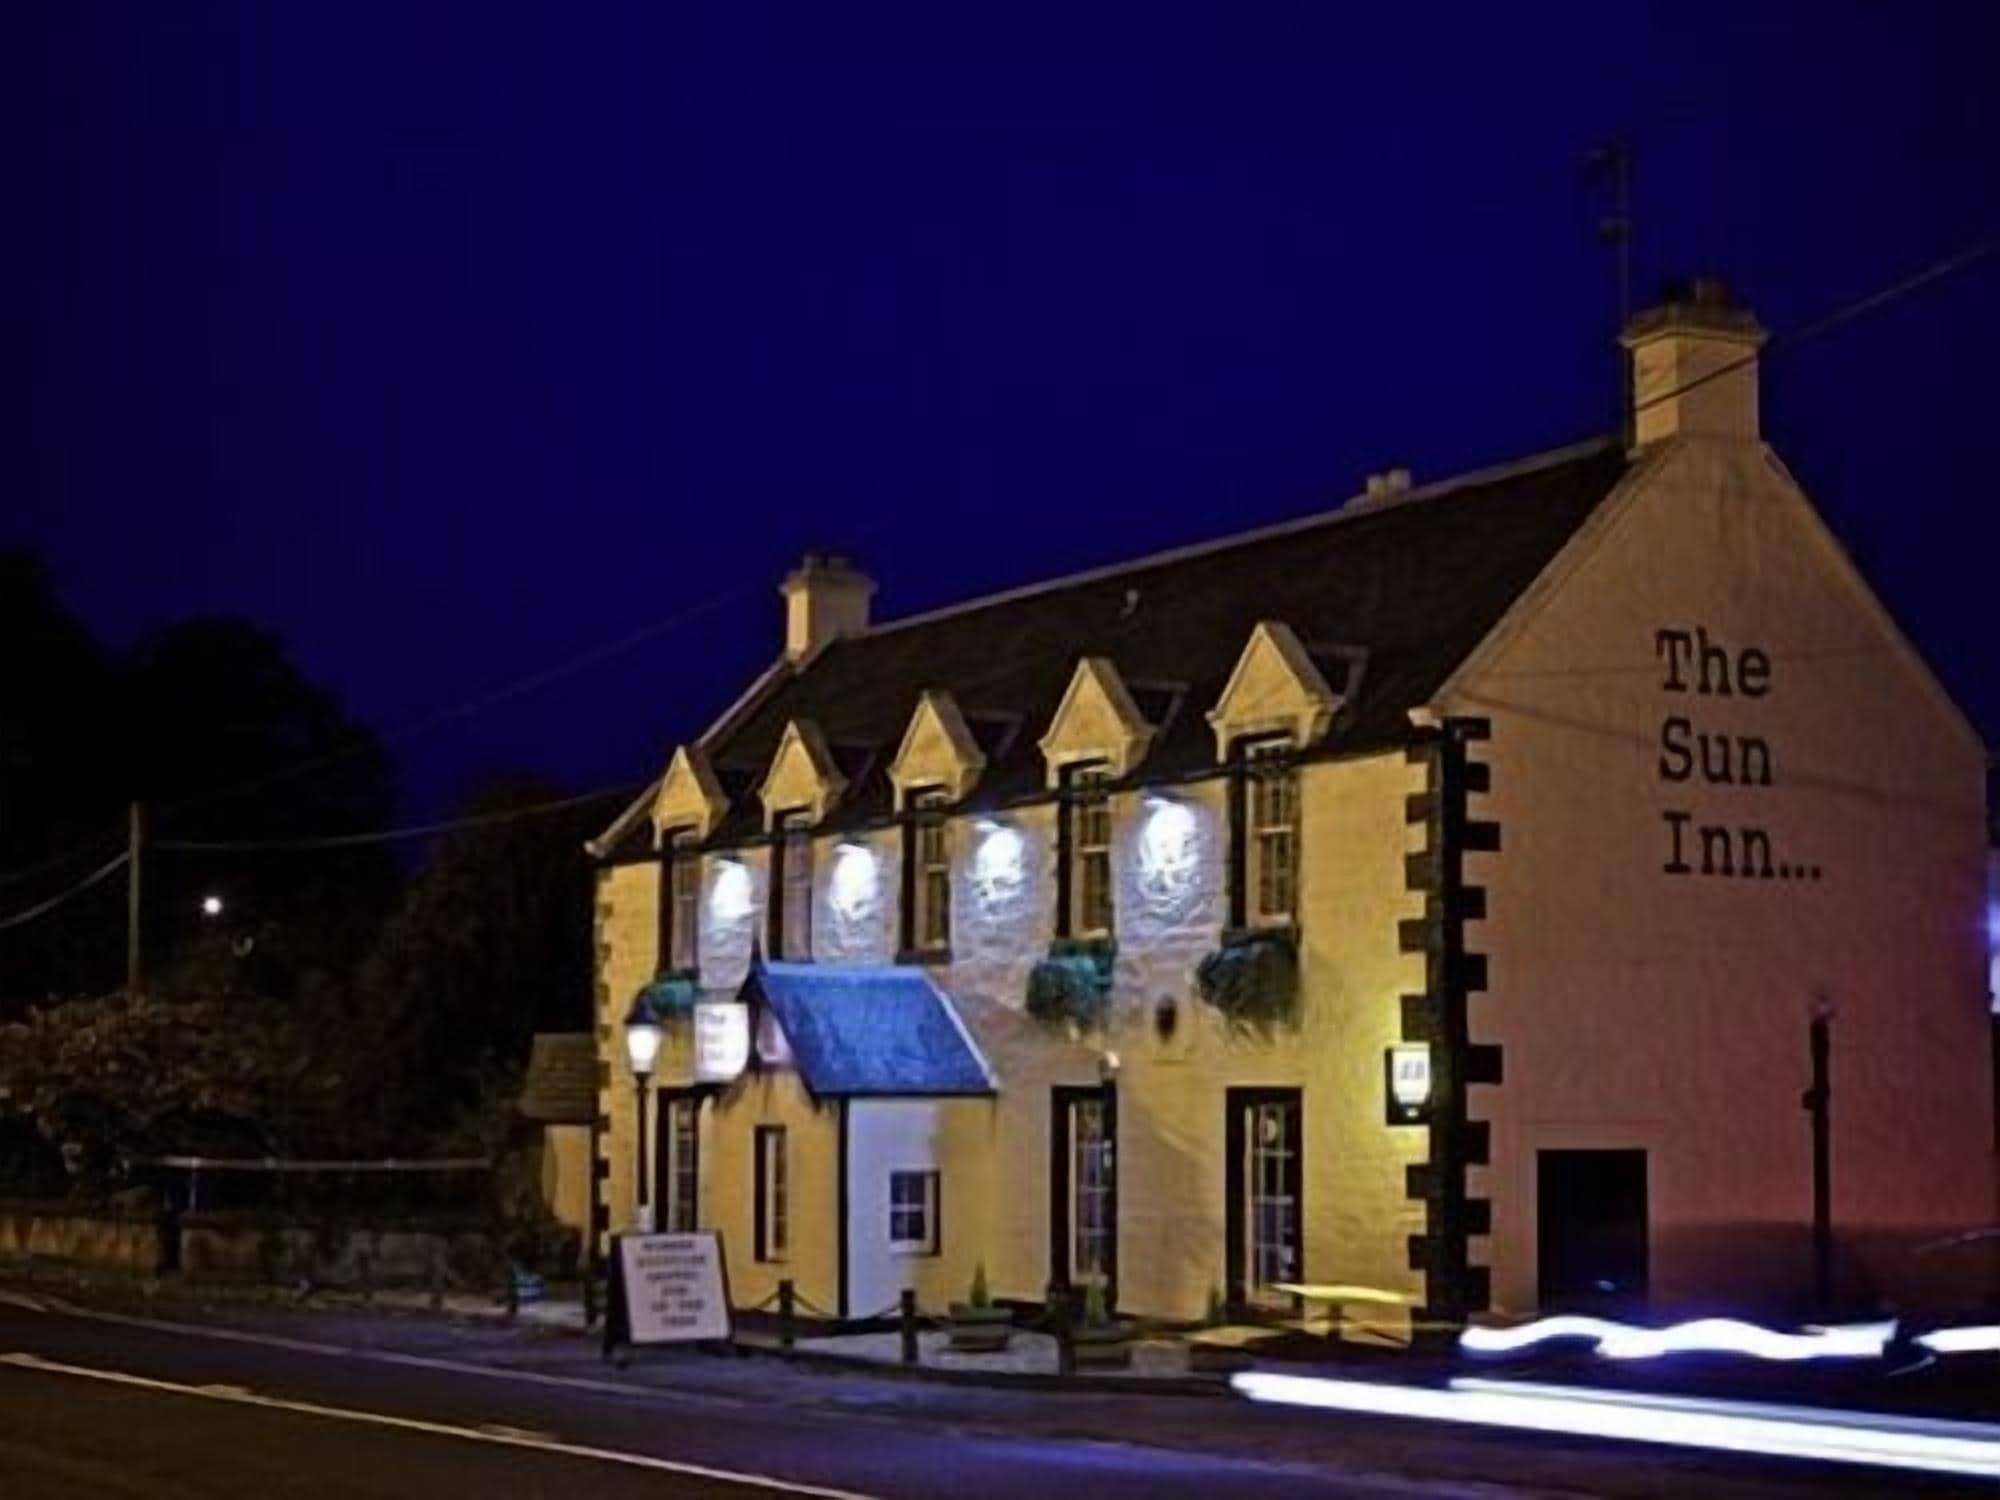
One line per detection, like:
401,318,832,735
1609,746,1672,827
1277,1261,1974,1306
888,1169,939,1255
755,1126,788,1261
1071,1097,1114,1283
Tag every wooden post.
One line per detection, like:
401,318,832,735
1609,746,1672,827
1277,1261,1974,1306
778,1277,796,1349
126,802,144,999
899,1288,918,1366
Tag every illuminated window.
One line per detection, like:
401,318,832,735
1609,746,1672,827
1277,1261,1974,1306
1064,764,1114,939
888,1170,939,1254
1245,1098,1300,1301
1071,1096,1114,1282
769,810,814,960
666,831,701,973
755,1126,788,1261
1247,741,1298,925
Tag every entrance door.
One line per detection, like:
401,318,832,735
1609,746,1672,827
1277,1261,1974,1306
1050,1086,1117,1305
1537,1149,1648,1311
1226,1088,1302,1309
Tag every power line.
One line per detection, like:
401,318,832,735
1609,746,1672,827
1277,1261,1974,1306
0,852,130,932
152,782,643,854
0,828,121,890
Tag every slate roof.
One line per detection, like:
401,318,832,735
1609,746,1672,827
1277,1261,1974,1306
517,1033,598,1124
743,961,995,1097
603,437,1633,856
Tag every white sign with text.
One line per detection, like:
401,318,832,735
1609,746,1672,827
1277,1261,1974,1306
693,1001,752,1083
617,1231,731,1343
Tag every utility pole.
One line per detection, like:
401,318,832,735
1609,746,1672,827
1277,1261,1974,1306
1587,137,1634,442
126,801,145,999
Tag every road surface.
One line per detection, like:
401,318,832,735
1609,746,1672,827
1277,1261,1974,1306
0,1293,1987,1497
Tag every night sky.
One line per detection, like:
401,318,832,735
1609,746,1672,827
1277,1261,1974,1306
9,3,1997,820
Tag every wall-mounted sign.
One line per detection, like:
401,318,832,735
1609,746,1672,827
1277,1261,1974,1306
604,1231,732,1356
1385,1043,1432,1125
693,1001,751,1083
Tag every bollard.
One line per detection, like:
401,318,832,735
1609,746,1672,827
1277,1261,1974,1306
358,1247,374,1307
504,1264,519,1326
583,1261,599,1329
899,1288,919,1366
428,1244,445,1313
778,1278,796,1349
1048,1281,1075,1377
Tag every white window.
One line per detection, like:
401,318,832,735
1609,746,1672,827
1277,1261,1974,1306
773,810,814,960
913,789,952,953
1067,765,1114,938
756,1126,788,1261
888,1169,939,1255
663,1096,698,1233
1071,1097,1113,1282
1247,741,1298,925
667,831,701,972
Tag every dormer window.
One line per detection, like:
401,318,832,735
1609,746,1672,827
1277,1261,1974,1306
905,787,952,957
1245,740,1298,927
659,828,702,974
1061,762,1115,940
769,809,814,960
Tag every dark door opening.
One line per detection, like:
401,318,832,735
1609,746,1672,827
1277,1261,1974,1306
1225,1087,1303,1310
1050,1086,1117,1307
1537,1148,1649,1312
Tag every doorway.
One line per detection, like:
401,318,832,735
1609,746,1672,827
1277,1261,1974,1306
1226,1088,1302,1309
1537,1149,1648,1311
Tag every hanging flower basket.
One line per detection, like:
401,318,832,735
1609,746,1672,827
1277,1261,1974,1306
633,971,701,1024
1025,938,1116,1031
1194,928,1299,1038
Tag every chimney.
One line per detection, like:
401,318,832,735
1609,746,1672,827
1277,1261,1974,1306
1620,277,1767,447
1360,467,1412,504
779,553,876,661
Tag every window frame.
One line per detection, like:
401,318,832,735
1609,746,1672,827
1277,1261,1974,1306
1060,761,1114,940
1245,738,1299,928
1069,1096,1114,1284
660,1092,700,1234
887,1168,940,1256
911,788,952,955
754,1125,789,1262
663,828,701,974
768,808,815,961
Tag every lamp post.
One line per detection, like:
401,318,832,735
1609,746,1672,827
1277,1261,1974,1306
623,996,664,1234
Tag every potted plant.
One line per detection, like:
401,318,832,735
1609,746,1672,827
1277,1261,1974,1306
947,1262,1014,1353
1025,937,1116,1033
1186,1282,1253,1375
1194,927,1299,1038
1070,1277,1132,1369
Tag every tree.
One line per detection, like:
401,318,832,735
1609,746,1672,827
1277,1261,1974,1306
348,774,598,1146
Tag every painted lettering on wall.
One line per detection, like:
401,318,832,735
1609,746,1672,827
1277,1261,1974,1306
1654,626,1821,882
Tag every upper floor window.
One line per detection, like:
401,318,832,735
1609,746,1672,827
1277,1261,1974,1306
661,829,701,973
1246,741,1298,925
755,1125,789,1261
1061,762,1114,939
911,788,952,955
888,1169,939,1255
769,809,814,960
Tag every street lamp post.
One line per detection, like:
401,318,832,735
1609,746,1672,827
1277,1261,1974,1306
623,997,663,1234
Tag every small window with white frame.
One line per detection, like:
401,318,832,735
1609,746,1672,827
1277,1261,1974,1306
755,1125,788,1261
887,1169,939,1255
1245,737,1298,926
770,809,814,961
1065,762,1114,939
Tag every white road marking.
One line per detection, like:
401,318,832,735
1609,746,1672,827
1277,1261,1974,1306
0,1290,49,1313
0,1351,880,1499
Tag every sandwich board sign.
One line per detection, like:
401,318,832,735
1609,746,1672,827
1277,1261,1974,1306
603,1230,732,1357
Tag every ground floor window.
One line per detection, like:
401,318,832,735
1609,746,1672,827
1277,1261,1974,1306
888,1169,939,1255
755,1126,788,1262
660,1095,699,1234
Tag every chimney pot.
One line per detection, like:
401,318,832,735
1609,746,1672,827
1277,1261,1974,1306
780,552,876,661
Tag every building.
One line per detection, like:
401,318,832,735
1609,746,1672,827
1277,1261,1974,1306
588,284,1993,1330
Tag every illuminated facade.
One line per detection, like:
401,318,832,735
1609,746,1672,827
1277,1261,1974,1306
590,286,1992,1328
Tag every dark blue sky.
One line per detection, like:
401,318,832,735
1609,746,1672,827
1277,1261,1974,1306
9,3,1997,818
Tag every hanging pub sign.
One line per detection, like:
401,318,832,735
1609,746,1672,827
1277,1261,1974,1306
1385,1043,1433,1125
604,1230,733,1358
693,1001,751,1083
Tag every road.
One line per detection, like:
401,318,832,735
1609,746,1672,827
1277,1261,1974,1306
0,1294,1990,1498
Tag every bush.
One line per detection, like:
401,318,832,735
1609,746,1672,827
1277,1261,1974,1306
1194,928,1299,1038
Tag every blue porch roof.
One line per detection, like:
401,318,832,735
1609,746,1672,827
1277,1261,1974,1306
742,961,995,1098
